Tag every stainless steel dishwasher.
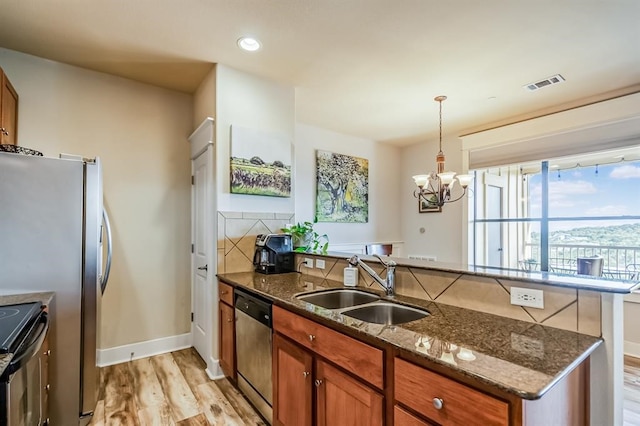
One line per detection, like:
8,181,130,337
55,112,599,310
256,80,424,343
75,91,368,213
234,288,273,424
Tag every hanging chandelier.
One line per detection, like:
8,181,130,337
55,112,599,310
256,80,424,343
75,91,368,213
412,96,472,208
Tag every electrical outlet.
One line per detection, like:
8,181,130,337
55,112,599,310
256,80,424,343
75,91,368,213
316,259,326,269
303,258,314,268
510,287,544,309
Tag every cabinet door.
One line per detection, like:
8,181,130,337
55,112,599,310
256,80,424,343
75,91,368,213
219,302,235,378
0,70,18,146
316,359,383,426
273,334,313,426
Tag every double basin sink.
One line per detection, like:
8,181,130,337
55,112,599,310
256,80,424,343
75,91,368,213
295,288,429,325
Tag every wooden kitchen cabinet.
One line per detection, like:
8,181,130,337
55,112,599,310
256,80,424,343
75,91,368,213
395,357,509,426
394,405,433,426
273,333,313,426
273,305,383,388
218,283,235,379
316,359,383,426
273,305,384,426
0,68,18,146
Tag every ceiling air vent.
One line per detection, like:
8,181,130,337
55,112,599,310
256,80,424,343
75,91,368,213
523,74,565,92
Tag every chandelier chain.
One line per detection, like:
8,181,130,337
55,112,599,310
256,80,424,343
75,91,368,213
439,98,442,152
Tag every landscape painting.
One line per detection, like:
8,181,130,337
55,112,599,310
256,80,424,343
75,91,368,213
419,192,442,213
316,150,368,223
230,126,291,197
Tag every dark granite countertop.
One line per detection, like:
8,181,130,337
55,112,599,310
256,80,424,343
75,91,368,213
320,251,640,294
0,292,55,377
218,272,601,400
0,292,54,307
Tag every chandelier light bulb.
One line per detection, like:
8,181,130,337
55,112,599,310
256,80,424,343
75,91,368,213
412,175,429,188
437,171,456,186
456,174,473,188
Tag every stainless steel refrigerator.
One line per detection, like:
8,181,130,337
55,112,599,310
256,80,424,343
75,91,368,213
0,151,112,425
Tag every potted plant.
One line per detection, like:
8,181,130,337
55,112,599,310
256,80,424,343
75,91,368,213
282,221,329,254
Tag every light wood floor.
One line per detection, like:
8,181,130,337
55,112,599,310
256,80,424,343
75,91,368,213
626,355,640,426
89,348,267,426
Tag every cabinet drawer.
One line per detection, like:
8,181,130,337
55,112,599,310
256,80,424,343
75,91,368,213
219,282,233,306
394,405,432,426
395,358,508,426
273,306,383,388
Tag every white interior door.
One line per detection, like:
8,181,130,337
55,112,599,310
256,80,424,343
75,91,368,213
192,150,209,359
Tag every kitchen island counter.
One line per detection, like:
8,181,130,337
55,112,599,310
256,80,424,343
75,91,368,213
218,271,600,401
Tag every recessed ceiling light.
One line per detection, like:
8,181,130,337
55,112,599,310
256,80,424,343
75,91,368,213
237,37,261,52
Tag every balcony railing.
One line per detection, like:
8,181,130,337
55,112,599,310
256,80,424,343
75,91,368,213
523,243,640,280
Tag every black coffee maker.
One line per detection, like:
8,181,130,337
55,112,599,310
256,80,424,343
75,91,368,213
253,234,295,274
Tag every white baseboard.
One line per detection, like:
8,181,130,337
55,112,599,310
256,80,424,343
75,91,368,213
97,333,193,367
624,340,640,358
206,357,225,380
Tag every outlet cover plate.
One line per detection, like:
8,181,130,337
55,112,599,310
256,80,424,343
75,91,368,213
316,259,326,269
303,258,314,268
510,287,544,309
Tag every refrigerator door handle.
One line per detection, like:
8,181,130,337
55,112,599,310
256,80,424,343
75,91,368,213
101,208,113,294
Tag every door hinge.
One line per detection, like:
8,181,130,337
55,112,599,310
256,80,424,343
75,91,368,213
191,312,194,322
191,244,194,253
191,175,194,185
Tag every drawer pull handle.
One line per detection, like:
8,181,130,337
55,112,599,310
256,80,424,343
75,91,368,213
226,318,233,323
309,334,315,342
45,350,51,356
221,290,228,295
432,397,444,410
315,379,323,387
303,371,310,378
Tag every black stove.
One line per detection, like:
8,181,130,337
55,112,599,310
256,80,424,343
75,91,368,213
0,302,43,354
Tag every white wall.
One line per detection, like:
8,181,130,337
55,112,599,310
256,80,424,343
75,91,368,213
625,294,640,356
400,135,466,263
215,64,295,213
193,65,216,129
295,123,402,245
0,48,193,350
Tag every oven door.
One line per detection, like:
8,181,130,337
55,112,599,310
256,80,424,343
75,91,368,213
1,312,49,426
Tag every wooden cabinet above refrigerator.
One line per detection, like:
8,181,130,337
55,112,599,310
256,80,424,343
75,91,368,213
0,67,18,146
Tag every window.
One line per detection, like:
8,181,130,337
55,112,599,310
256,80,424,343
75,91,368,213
470,148,640,280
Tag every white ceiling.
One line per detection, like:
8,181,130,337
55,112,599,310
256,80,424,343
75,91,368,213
0,0,639,146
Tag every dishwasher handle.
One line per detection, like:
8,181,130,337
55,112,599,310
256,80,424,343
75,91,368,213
234,288,272,328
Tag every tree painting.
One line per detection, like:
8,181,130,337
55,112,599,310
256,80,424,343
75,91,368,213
316,150,368,223
230,126,291,197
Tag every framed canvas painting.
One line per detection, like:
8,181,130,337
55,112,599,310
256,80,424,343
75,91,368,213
419,193,442,213
230,126,291,197
316,150,368,223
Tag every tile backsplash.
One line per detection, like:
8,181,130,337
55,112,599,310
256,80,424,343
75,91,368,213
216,211,294,274
297,254,602,337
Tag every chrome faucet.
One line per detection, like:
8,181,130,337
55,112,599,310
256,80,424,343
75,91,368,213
348,254,396,297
